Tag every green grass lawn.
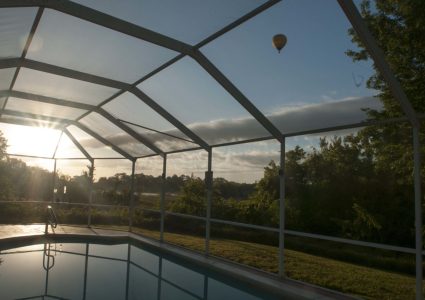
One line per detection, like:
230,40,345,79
131,227,419,300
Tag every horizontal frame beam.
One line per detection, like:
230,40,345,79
285,229,420,255
0,116,63,129
51,0,193,54
0,57,20,69
5,153,54,160
0,197,421,256
130,114,425,160
0,90,95,110
213,115,420,148
0,0,193,55
2,108,71,124
0,58,128,90
113,206,424,255
23,59,129,90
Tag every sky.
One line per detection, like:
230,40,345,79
0,0,387,183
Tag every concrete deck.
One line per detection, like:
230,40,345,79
0,225,360,300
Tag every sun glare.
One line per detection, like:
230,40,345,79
0,123,62,158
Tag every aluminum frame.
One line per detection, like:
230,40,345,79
0,0,422,298
0,0,283,148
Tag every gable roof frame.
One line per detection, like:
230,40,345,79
0,0,417,147
0,0,284,147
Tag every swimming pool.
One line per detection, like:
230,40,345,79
0,238,283,300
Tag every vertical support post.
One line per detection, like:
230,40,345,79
125,243,131,300
43,243,50,295
203,275,209,300
88,159,94,227
51,158,57,203
205,148,213,256
160,154,167,242
129,160,136,231
156,255,163,299
82,243,89,300
413,126,423,300
278,139,286,277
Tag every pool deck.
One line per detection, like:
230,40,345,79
0,224,127,239
0,224,361,300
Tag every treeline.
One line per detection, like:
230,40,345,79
0,124,421,248
170,130,418,248
0,144,254,207
94,173,254,199
53,172,254,206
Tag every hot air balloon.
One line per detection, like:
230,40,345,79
272,34,287,53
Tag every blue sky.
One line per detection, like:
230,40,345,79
201,0,376,112
0,0,383,182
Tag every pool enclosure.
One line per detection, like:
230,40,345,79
0,0,423,299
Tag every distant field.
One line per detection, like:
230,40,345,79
137,193,178,209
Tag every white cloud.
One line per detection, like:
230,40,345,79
78,95,381,149
158,96,381,145
60,96,382,182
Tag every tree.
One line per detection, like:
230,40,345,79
346,0,424,185
0,131,11,200
347,0,425,115
0,131,6,159
345,0,425,245
170,177,206,216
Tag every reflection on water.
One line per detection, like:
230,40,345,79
0,242,278,300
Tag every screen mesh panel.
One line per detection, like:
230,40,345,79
14,68,119,105
138,57,269,144
66,125,124,158
125,123,197,152
72,0,265,45
27,9,177,83
103,92,196,152
79,112,156,157
0,7,37,58
55,133,87,159
202,0,387,134
0,68,16,90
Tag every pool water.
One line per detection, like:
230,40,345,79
0,241,281,300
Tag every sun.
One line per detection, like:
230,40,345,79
0,123,62,158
